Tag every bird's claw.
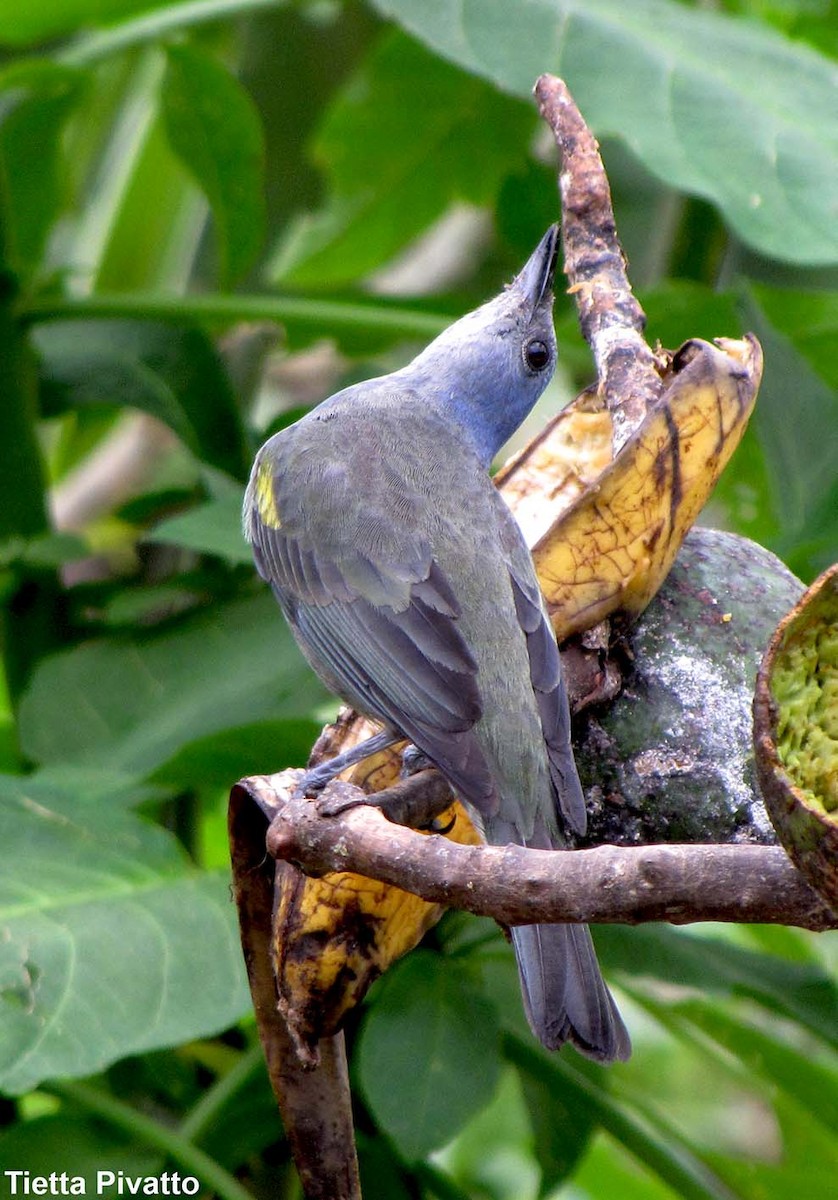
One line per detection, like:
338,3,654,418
425,812,457,835
314,780,368,817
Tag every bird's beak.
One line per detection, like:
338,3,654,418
514,224,560,310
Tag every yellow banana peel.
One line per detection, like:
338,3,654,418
496,384,614,548
273,334,762,1053
500,335,762,641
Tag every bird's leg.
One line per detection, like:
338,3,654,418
301,732,456,831
294,728,401,799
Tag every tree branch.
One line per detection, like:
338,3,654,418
534,73,664,450
235,772,836,933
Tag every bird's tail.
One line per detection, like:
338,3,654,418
510,922,631,1062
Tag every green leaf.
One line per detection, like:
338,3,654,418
505,1036,738,1200
0,531,88,570
357,950,502,1162
147,493,251,564
572,1136,679,1200
372,0,838,265
0,1113,161,1180
703,1085,838,1198
754,285,838,392
161,44,266,286
184,1047,285,1173
0,63,86,277
736,289,838,578
271,30,534,286
0,1,171,46
23,290,452,354
517,1054,598,1195
17,592,329,775
0,773,250,1094
639,282,741,351
705,1158,837,1200
151,718,322,792
357,1135,416,1200
428,1065,537,1198
746,286,838,579
594,926,838,1049
34,319,252,479
94,583,207,630
659,999,838,1138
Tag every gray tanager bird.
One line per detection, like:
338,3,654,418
244,226,630,1062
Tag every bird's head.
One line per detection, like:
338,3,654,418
402,225,560,465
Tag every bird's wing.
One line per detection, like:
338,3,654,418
489,488,587,836
246,417,499,815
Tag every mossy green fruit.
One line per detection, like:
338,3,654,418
576,527,802,846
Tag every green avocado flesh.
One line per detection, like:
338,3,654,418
773,584,838,816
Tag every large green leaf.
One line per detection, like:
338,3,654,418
572,1137,679,1200
706,1159,836,1200
754,285,838,393
17,592,329,775
161,44,266,287
34,319,252,480
372,0,838,265
357,1135,416,1200
151,718,322,794
703,1082,838,1200
0,773,250,1095
357,950,502,1162
272,30,533,286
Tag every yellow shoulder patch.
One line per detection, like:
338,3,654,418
255,458,282,529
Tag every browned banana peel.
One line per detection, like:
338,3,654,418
272,746,481,1059
498,335,762,641
754,563,838,908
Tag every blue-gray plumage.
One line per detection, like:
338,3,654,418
244,227,630,1062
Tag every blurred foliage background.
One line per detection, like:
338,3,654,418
0,1,836,1197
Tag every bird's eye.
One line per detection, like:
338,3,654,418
524,338,551,371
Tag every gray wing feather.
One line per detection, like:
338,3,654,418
250,519,499,815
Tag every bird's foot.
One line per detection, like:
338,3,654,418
314,779,370,817
315,764,454,832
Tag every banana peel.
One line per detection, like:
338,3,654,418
273,729,481,1056
500,335,762,641
271,334,762,1055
